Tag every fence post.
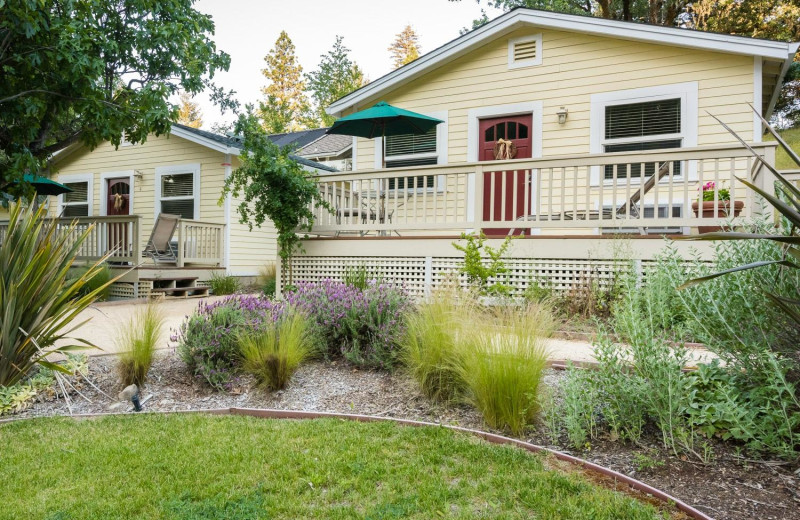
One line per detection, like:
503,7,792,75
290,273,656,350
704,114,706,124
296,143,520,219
423,256,433,299
275,252,283,299
634,259,643,289
176,220,184,267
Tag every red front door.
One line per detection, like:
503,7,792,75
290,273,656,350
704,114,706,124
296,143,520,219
106,178,130,216
106,178,131,260
479,115,533,236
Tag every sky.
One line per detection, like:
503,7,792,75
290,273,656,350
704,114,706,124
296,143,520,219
191,0,504,128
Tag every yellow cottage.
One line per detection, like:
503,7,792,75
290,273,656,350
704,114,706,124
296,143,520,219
288,8,799,296
33,124,333,299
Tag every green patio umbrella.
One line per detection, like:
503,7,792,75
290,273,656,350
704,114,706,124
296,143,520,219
326,101,443,168
15,174,73,196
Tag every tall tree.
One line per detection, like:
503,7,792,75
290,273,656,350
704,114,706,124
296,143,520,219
0,0,233,196
306,36,368,127
389,25,422,69
177,92,204,128
451,0,690,27
260,31,313,133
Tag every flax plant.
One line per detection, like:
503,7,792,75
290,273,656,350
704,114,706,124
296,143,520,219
0,205,115,386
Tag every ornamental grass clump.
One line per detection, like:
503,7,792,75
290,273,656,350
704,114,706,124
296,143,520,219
117,303,165,387
459,303,556,435
401,289,474,402
285,279,411,370
176,295,286,390
239,309,313,391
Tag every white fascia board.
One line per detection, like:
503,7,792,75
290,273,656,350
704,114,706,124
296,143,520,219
328,9,797,117
765,43,800,121
169,126,242,156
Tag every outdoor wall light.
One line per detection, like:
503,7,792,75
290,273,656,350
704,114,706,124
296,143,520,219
557,107,569,125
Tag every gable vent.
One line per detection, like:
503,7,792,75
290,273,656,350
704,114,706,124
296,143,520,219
508,34,542,69
513,40,537,62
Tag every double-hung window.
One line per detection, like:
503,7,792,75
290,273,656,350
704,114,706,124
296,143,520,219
384,127,437,190
58,173,93,217
155,164,199,220
61,181,90,217
602,98,683,180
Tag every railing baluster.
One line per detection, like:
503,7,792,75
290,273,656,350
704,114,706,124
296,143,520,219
668,160,675,221
714,158,720,219
572,166,578,220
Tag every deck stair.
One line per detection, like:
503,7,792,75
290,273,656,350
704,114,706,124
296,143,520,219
142,276,210,299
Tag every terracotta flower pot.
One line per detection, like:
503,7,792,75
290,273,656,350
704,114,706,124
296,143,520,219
691,200,744,233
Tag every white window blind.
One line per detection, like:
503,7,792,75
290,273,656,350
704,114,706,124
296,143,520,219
385,127,438,170
160,173,195,219
605,99,681,140
603,98,682,179
62,181,89,217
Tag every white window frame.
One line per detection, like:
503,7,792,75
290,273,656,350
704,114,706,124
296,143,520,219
57,173,94,217
374,110,448,194
590,82,698,186
508,34,543,70
99,171,135,216
465,101,544,222
154,163,200,220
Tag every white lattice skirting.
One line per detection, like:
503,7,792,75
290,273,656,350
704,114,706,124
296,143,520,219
285,256,661,298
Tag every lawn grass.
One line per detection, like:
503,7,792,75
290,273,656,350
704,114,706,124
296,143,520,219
0,414,672,519
768,127,800,170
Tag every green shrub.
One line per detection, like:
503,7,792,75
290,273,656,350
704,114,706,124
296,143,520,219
458,303,555,435
559,366,598,449
343,264,383,290
258,263,277,297
401,290,472,402
208,273,241,295
176,296,286,391
284,280,412,370
0,205,113,386
452,231,515,296
68,264,113,302
238,309,312,391
1,354,88,416
117,303,165,387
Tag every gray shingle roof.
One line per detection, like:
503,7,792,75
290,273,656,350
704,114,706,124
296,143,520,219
268,128,328,150
171,123,337,172
297,133,352,157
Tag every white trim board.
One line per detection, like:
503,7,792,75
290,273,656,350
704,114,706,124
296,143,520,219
467,101,544,162
99,171,135,216
56,172,94,217
753,57,763,143
223,154,232,273
589,82,698,185
154,163,201,220
465,101,543,223
327,9,798,117
373,109,449,169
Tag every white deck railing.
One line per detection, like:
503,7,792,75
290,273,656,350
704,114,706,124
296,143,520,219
0,215,224,267
308,143,777,236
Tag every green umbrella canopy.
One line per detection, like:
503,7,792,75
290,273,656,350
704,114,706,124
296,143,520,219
16,174,73,196
326,101,443,139
326,102,444,168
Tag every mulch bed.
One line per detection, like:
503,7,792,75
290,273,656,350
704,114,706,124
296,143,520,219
13,349,800,520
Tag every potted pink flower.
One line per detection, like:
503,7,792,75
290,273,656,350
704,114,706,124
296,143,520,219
691,181,744,233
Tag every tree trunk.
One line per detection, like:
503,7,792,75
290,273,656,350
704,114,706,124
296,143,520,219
597,0,611,19
623,0,632,21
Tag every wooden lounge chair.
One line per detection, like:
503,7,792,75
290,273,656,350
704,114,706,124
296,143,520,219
508,162,673,235
143,213,180,263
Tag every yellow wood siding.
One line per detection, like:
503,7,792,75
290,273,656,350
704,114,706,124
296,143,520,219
355,28,756,169
48,133,277,273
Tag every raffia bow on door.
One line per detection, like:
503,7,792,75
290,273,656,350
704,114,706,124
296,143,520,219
494,139,517,160
113,192,125,211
